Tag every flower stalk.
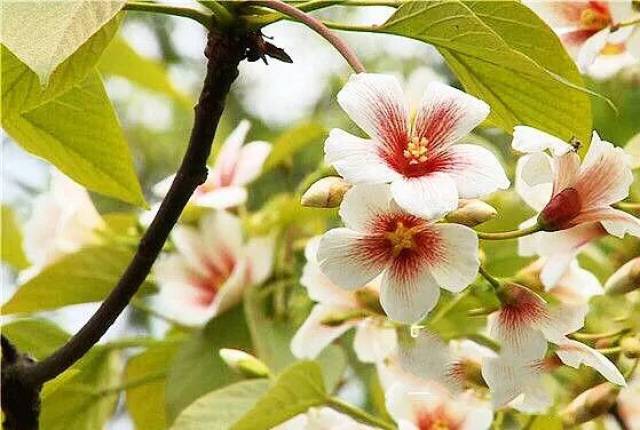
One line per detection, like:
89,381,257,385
475,223,542,240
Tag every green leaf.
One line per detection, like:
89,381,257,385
0,1,125,84
1,65,146,206
2,244,153,314
530,415,563,430
126,341,182,430
232,361,327,430
262,123,326,172
41,370,81,400
165,306,253,423
625,133,640,169
381,0,592,146
1,205,29,270
170,380,270,430
1,319,70,359
98,36,192,108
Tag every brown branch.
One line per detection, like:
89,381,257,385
2,28,250,428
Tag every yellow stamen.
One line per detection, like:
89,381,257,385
384,222,417,256
580,8,610,30
403,136,429,165
600,42,625,55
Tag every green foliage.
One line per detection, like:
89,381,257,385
262,123,326,172
165,307,253,422
530,415,563,430
170,380,270,430
381,0,592,146
2,245,153,314
232,361,327,430
0,205,29,270
1,319,70,359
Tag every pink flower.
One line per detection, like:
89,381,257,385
325,73,509,219
514,129,640,286
153,120,271,209
153,211,274,326
290,237,397,363
524,1,640,77
317,184,480,324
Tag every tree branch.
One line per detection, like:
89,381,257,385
2,28,250,428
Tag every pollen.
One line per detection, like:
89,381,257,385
600,42,625,56
579,7,610,30
385,221,417,256
403,136,430,165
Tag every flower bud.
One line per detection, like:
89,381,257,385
561,382,621,427
445,199,497,227
301,176,351,208
605,258,640,295
219,348,270,378
620,335,640,359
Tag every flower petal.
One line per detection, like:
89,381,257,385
290,304,357,359
353,320,397,363
390,173,458,220
339,183,395,232
398,331,452,386
318,228,389,290
211,120,250,186
552,152,581,195
428,223,479,293
380,263,441,324
553,338,626,386
209,258,248,317
487,312,548,362
577,28,610,71
337,73,409,148
231,141,271,186
325,129,401,184
413,82,489,153
444,144,510,198
522,1,588,29
194,186,248,209
515,156,553,212
201,211,243,264
572,207,640,238
540,301,589,342
556,260,603,299
512,126,573,156
482,357,549,413
172,225,208,276
245,235,275,285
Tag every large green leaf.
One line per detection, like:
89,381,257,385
1,244,153,314
98,36,192,108
1,60,146,206
232,361,327,430
170,380,270,430
165,306,253,423
126,341,182,430
262,123,326,172
1,319,70,359
0,1,125,84
381,0,592,146
0,205,29,270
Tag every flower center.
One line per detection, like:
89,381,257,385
403,136,430,165
579,7,610,30
416,407,460,430
600,42,625,55
385,221,418,256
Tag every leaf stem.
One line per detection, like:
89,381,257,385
124,1,213,28
475,223,542,240
615,202,640,213
615,17,640,29
478,266,501,290
245,0,366,73
570,328,629,341
327,396,396,430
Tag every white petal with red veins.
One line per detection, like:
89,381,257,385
581,208,640,238
194,186,248,209
337,73,409,147
353,320,397,363
577,28,610,70
290,304,358,359
445,144,510,198
325,129,401,184
553,338,626,386
390,173,458,220
512,126,573,156
339,183,394,232
398,331,451,386
318,228,389,290
488,313,548,362
211,120,250,184
540,302,588,342
231,141,271,186
172,225,209,276
380,263,441,324
201,211,243,264
413,82,489,153
428,223,479,293
209,258,248,317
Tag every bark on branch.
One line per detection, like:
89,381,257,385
2,29,249,430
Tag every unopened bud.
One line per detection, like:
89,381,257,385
561,382,620,427
620,335,640,359
445,199,497,227
605,258,640,295
301,176,351,208
219,349,270,378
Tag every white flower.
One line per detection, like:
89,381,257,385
482,283,625,413
617,374,640,429
524,0,640,77
23,169,104,275
317,184,480,324
152,120,271,209
385,381,492,430
153,211,274,326
274,407,376,430
325,73,509,220
290,237,397,363
514,129,640,286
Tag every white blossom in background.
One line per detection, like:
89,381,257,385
153,211,274,326
22,169,104,276
152,120,271,210
513,128,640,286
482,282,625,413
317,184,480,324
290,237,397,363
325,73,509,220
524,0,640,78
274,407,375,430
